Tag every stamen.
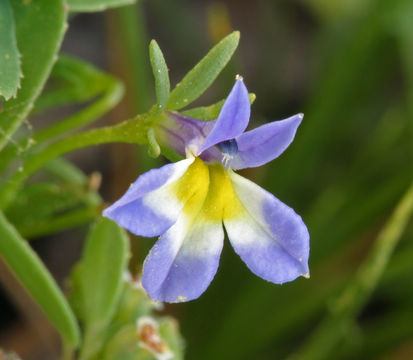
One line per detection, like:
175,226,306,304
217,139,238,169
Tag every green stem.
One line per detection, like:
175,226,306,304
0,116,148,211
288,180,413,360
109,3,152,113
35,78,124,144
0,77,124,174
61,341,75,360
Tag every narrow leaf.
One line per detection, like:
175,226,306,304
0,0,68,151
149,40,170,113
0,0,21,100
82,217,129,323
68,0,135,12
167,31,240,110
34,54,114,112
0,211,80,347
79,217,129,359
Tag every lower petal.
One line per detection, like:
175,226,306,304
142,161,231,303
142,216,224,303
224,172,309,283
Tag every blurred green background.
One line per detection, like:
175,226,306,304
1,0,413,359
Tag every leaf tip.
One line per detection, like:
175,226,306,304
231,30,241,40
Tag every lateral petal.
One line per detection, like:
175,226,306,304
224,172,309,283
103,158,204,237
230,114,303,170
198,78,250,154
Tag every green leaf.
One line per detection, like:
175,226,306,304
79,217,130,359
0,57,124,176
82,217,129,323
167,31,240,110
0,0,68,151
0,211,80,347
32,57,125,143
68,0,135,12
158,317,185,360
0,0,22,100
44,158,88,185
0,112,149,211
18,204,101,240
149,40,170,113
110,282,155,330
34,54,114,112
182,93,256,121
5,179,102,239
67,263,86,322
6,182,87,225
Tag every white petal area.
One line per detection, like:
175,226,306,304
224,172,310,283
142,215,224,303
103,158,194,237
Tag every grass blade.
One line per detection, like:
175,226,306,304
0,211,80,347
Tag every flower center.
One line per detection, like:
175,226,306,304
173,158,241,222
217,139,238,169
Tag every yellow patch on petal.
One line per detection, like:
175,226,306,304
172,157,210,217
201,163,241,222
173,157,242,223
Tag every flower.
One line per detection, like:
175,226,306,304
137,316,174,360
103,76,310,303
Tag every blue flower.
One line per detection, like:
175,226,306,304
103,76,310,303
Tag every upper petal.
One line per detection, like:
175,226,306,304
230,114,303,170
198,77,250,154
103,158,199,237
224,171,309,283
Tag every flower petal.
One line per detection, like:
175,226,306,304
142,161,231,303
224,172,309,283
198,77,250,154
142,217,224,303
103,158,195,237
230,114,303,170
